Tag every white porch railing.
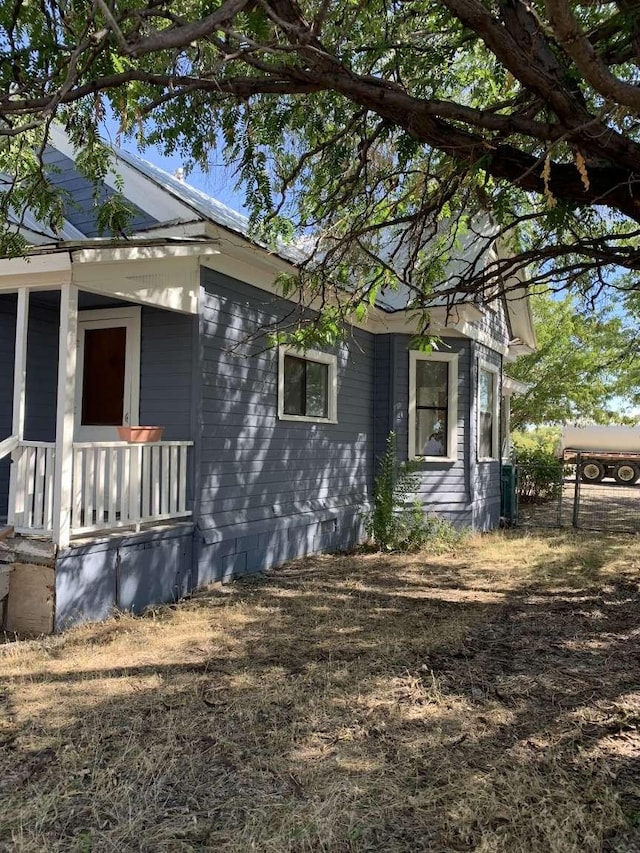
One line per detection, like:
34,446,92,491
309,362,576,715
0,435,18,461
70,441,193,535
12,441,56,535
11,440,193,538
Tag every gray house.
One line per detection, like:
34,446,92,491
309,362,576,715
0,127,535,633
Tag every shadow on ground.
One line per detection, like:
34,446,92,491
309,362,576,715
0,529,639,852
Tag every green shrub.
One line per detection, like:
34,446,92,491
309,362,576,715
511,427,561,457
366,432,463,552
389,506,464,553
515,445,564,504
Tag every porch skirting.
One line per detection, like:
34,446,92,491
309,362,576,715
2,500,368,633
55,522,195,630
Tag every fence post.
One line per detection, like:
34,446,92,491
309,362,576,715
557,463,563,528
572,452,581,528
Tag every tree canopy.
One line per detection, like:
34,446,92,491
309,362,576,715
507,290,638,428
2,0,640,327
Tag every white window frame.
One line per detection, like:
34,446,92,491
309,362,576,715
477,361,500,462
75,306,141,441
277,346,338,424
408,350,459,462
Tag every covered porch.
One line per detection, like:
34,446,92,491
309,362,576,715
3,435,193,542
0,249,200,548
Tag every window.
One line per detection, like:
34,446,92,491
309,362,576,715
278,347,338,423
408,351,458,461
478,363,499,460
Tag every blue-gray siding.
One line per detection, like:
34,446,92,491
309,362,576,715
471,341,503,530
0,295,194,518
194,268,375,584
474,298,509,348
139,307,196,440
43,147,159,237
377,335,475,527
0,294,60,516
373,335,394,465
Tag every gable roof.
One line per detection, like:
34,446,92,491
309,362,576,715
116,148,251,240
9,126,535,352
115,147,512,318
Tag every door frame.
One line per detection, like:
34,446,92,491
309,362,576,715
75,306,141,441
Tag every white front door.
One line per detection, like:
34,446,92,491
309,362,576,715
75,307,141,441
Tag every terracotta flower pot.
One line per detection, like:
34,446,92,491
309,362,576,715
117,426,164,443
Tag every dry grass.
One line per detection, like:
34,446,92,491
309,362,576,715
1,529,640,852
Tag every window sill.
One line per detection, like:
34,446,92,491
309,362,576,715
278,414,338,425
478,456,500,463
412,456,457,463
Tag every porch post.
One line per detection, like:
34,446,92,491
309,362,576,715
7,288,29,526
52,284,78,547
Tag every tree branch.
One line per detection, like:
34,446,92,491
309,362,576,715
546,0,640,112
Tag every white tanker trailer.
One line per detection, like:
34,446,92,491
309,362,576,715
561,425,640,484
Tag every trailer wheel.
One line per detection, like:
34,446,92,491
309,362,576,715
580,460,605,483
614,462,640,485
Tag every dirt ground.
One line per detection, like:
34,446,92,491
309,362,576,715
519,479,640,533
1,530,639,852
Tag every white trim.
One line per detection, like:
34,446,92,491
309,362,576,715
49,124,199,224
74,256,201,315
0,252,71,278
504,341,537,361
69,512,192,537
11,288,28,439
449,320,509,356
277,347,338,424
7,288,29,525
76,307,142,322
501,394,512,461
502,376,531,397
75,307,141,442
408,350,459,462
72,440,193,449
0,436,18,459
477,361,500,462
70,243,220,264
495,240,536,351
53,284,78,547
200,251,508,341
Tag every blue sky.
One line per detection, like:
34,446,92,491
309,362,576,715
100,116,249,215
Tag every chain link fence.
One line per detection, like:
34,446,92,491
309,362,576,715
512,454,640,534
